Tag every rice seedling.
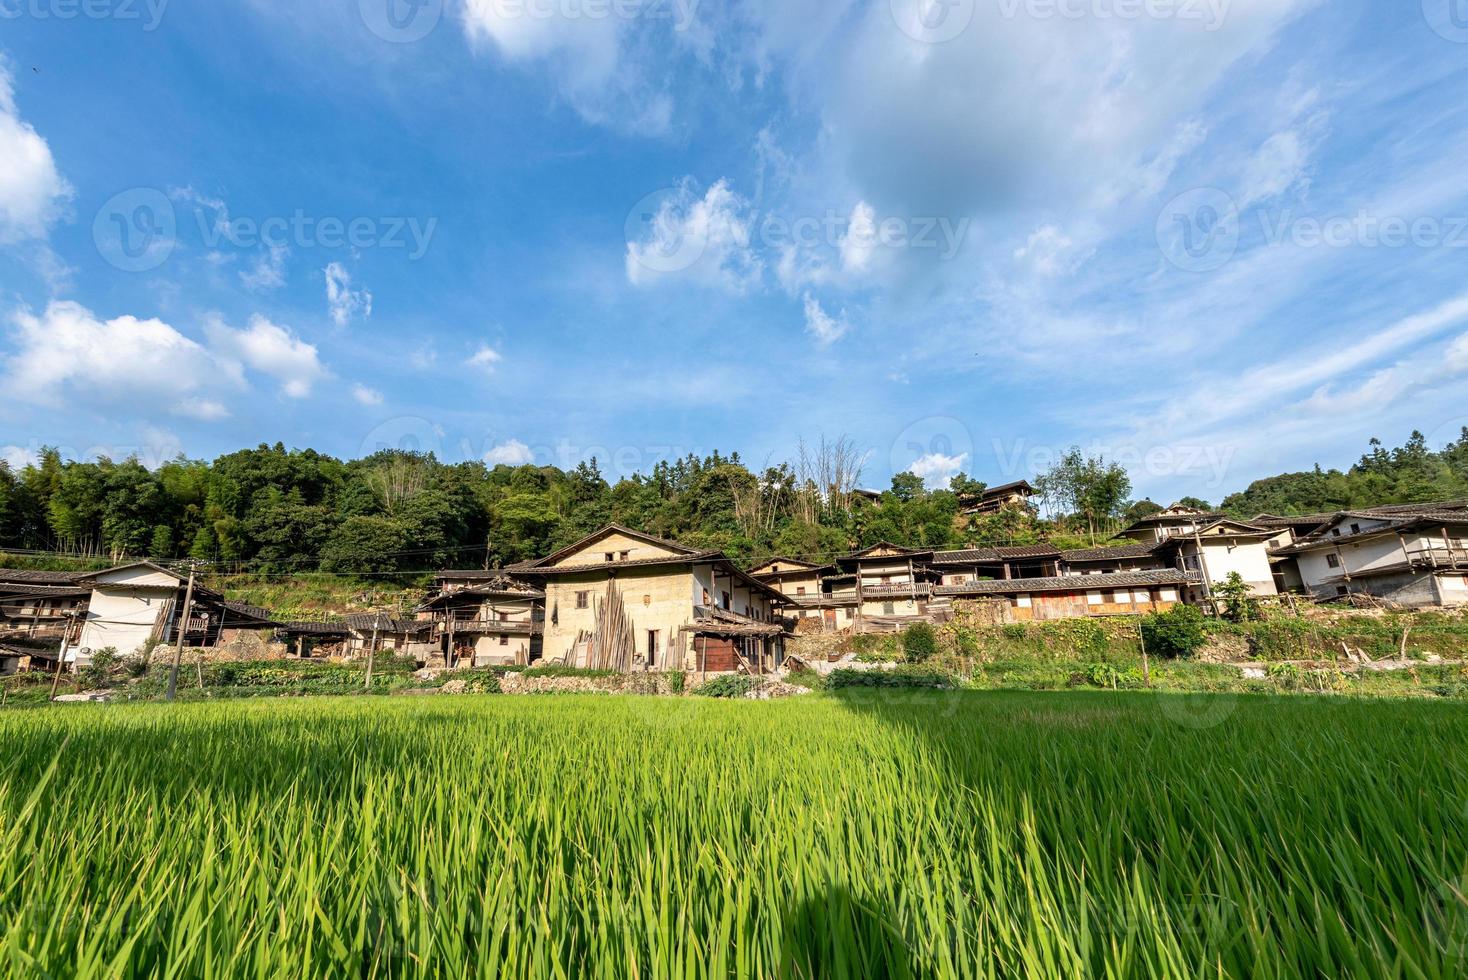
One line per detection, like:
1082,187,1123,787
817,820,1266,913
0,691,1464,977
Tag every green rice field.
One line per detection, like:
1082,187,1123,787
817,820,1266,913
2,692,1466,978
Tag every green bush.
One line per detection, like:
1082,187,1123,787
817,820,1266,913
784,666,827,691
828,666,953,689
668,671,686,694
1141,605,1207,659
903,623,939,663
694,675,763,698
77,648,120,690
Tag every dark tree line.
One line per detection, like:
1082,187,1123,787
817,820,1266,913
6,430,1456,574
0,443,985,573
1219,430,1468,518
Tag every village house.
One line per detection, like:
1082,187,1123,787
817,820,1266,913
1268,506,1468,606
0,570,91,673
747,557,847,630
962,480,1038,515
1115,508,1279,604
417,576,545,667
936,569,1190,621
69,562,279,665
508,525,788,674
1116,506,1224,545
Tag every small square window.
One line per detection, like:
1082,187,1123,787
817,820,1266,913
605,552,615,563
1350,524,1361,535
499,636,509,646
1326,554,1341,569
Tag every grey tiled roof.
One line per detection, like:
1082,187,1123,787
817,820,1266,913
935,569,1189,596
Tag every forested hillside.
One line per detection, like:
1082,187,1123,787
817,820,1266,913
1220,430,1468,517
2,429,1464,575
0,440,1016,573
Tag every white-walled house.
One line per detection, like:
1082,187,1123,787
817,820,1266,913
1152,519,1280,603
74,562,197,662
1272,510,1468,606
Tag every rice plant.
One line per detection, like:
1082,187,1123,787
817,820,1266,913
0,692,1465,977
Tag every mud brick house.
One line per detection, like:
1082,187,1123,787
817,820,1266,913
508,525,788,674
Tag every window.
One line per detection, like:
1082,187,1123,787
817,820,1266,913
605,552,615,562
1326,553,1341,569
1086,591,1103,606
1113,590,1131,604
1159,588,1179,603
796,586,807,596
499,636,509,646
1014,594,1032,608
702,588,711,605
498,611,509,622
1331,528,1341,537
1350,523,1362,535
883,602,895,615
575,591,589,609
647,630,660,664
722,591,731,609
621,551,631,561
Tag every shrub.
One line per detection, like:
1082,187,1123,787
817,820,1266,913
1142,605,1207,659
1215,573,1260,623
903,623,939,664
77,648,120,690
827,665,953,690
668,671,686,694
694,675,764,698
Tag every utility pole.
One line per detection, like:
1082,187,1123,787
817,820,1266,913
365,612,381,691
166,567,198,703
1138,622,1151,689
49,615,74,702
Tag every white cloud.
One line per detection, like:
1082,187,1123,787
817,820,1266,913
324,262,372,327
468,345,503,371
1,445,37,470
908,452,969,489
484,439,535,467
241,243,290,290
205,315,326,398
802,294,848,346
1239,129,1314,208
1013,225,1086,277
627,180,762,292
777,200,896,292
352,384,384,406
0,63,72,243
172,399,230,422
3,302,222,416
458,0,677,132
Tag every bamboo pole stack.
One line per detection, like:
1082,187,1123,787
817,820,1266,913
591,579,638,673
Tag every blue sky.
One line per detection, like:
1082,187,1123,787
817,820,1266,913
2,0,1467,503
